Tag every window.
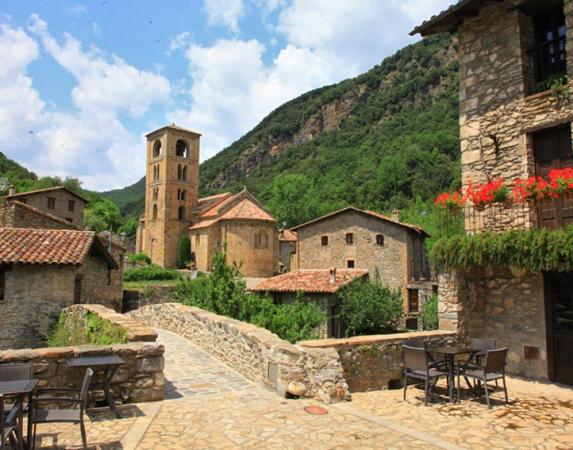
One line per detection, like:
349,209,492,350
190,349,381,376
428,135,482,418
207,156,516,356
408,289,419,313
47,197,55,209
178,206,185,221
321,236,329,246
152,204,158,220
175,139,189,158
153,164,160,181
177,189,186,201
182,166,188,181
177,164,188,181
0,269,5,302
345,233,354,244
528,5,567,92
255,230,269,249
152,139,161,157
346,259,355,269
152,187,158,201
376,234,384,246
68,200,75,212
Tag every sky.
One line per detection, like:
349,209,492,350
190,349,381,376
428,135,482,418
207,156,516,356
0,0,452,191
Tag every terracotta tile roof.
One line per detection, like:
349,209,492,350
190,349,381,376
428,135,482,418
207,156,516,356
279,229,298,241
410,0,485,36
290,206,428,236
0,228,97,265
219,198,275,222
193,192,233,215
9,200,80,230
189,219,219,230
251,269,368,294
7,185,90,204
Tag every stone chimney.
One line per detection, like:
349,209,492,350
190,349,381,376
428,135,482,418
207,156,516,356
329,267,337,284
391,209,400,222
7,185,16,196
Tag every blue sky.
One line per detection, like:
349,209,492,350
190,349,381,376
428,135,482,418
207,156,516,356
0,0,452,191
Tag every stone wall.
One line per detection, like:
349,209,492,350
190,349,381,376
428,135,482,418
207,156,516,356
9,189,85,227
295,210,415,291
438,268,547,379
299,331,458,392
128,303,349,403
0,342,164,405
122,286,176,313
0,201,78,230
457,0,573,233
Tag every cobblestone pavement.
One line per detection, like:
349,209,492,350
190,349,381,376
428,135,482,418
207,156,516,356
34,329,573,449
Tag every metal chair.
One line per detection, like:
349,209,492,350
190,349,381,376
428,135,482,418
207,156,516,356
1,394,22,450
403,345,449,406
406,339,448,371
32,368,93,450
0,364,33,382
457,347,509,408
469,338,496,366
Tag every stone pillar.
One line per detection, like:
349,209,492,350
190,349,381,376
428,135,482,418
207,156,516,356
437,271,465,332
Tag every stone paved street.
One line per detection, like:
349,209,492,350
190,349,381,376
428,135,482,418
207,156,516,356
34,329,573,449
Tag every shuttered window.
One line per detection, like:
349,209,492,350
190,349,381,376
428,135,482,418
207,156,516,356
534,124,573,230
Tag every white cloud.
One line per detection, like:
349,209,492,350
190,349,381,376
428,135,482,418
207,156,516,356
204,0,245,34
0,17,172,190
169,31,191,52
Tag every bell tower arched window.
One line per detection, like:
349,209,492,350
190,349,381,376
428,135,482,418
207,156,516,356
152,164,160,181
178,206,185,221
182,166,188,181
177,164,182,180
175,139,189,158
152,140,161,157
152,204,158,220
152,187,158,201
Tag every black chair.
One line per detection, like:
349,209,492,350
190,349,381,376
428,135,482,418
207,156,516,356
406,339,448,371
1,394,22,450
468,338,496,368
403,345,449,406
32,368,93,450
457,347,509,408
0,364,33,382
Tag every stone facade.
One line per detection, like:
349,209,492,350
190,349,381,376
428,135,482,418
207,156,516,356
128,303,349,403
0,200,78,230
7,186,86,228
122,285,176,313
292,208,429,313
299,330,458,392
415,0,573,382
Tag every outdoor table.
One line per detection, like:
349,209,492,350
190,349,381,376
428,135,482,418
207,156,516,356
66,355,124,418
429,346,477,403
0,378,38,450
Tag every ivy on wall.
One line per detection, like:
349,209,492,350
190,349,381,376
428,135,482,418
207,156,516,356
430,227,573,272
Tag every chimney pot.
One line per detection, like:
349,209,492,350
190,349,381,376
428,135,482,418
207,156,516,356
391,209,400,222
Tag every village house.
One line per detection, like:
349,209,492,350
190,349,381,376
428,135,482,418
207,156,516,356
0,228,123,350
251,268,368,338
5,185,88,228
413,0,573,384
289,206,432,324
278,228,297,272
136,125,279,277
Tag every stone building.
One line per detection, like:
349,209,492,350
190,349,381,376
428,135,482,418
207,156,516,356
290,207,431,320
0,198,81,230
0,228,122,349
413,0,573,384
5,186,88,228
136,124,279,277
278,228,297,273
251,268,368,338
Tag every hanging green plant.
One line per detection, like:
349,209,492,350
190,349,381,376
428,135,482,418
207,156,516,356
430,227,573,272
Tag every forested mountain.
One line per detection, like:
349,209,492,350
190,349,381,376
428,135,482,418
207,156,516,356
102,33,460,231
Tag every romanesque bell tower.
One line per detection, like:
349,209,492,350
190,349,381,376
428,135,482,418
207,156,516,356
139,124,200,268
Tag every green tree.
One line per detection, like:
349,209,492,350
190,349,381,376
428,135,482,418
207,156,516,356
177,236,192,269
338,280,403,337
118,217,139,237
421,294,439,330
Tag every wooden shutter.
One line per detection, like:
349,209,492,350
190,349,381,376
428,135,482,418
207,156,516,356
534,124,573,230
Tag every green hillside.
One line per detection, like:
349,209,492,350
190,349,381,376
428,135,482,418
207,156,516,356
102,33,460,234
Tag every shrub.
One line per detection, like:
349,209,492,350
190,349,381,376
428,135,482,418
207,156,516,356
175,252,325,343
48,311,128,347
123,264,180,282
421,294,439,330
177,236,193,269
127,253,151,265
338,280,403,337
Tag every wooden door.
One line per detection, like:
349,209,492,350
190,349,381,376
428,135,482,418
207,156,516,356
534,124,573,229
545,272,573,385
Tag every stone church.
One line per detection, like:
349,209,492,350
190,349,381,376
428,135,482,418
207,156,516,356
136,125,278,277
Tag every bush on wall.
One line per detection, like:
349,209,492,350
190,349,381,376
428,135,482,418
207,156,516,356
421,294,439,331
337,280,403,337
48,311,128,347
123,264,181,282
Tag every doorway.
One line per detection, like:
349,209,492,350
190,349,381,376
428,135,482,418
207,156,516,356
545,272,573,385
